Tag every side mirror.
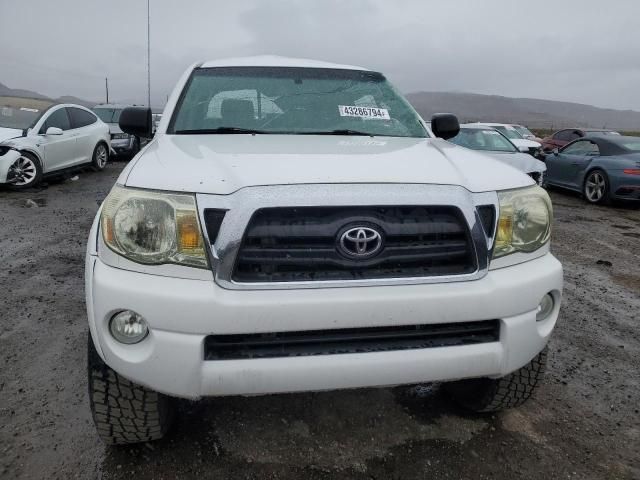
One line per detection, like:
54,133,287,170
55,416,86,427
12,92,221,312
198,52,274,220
119,107,153,138
518,145,529,153
45,127,63,136
430,113,460,140
552,148,559,155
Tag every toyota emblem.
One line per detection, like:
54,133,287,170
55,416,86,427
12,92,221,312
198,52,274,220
338,226,383,258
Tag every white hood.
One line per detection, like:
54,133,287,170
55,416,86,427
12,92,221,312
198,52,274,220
122,134,534,195
511,138,542,149
0,127,23,143
481,151,546,174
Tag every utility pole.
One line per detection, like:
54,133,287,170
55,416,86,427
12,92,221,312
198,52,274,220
146,0,151,108
105,77,109,104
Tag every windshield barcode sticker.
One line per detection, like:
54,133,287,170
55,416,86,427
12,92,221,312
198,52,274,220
339,105,390,120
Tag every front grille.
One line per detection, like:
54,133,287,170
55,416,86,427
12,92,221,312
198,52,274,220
232,206,476,283
204,320,500,360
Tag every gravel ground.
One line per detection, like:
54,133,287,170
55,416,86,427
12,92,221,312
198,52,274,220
0,163,638,479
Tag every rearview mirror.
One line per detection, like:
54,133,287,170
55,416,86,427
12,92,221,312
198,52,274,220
45,127,63,136
430,113,460,140
119,107,153,138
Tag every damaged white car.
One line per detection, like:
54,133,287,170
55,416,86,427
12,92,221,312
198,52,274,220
450,124,547,185
0,100,111,189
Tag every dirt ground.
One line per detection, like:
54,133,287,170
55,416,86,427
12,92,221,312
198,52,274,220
0,163,638,479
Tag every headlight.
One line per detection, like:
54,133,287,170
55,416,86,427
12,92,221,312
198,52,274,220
101,185,208,268
493,185,552,259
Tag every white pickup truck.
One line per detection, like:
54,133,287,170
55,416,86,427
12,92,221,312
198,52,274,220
85,56,563,445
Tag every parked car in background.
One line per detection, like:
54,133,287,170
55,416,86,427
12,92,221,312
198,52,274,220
476,123,542,156
152,113,163,133
0,99,110,189
540,128,620,152
93,104,141,158
544,135,640,204
512,124,542,142
449,124,546,185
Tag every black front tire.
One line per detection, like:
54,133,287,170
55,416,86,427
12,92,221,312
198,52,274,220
87,333,174,445
6,151,43,190
445,348,547,413
583,169,610,205
91,143,109,172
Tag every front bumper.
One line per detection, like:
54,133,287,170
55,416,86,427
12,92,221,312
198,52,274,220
0,148,21,183
86,252,563,399
110,137,136,156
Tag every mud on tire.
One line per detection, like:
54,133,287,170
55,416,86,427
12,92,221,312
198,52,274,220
445,348,547,413
87,333,174,445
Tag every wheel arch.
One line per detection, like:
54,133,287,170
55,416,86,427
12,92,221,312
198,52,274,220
18,147,44,169
582,165,609,189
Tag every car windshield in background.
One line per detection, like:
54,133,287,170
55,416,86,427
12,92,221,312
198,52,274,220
449,128,518,152
492,125,523,140
615,138,640,152
590,130,620,136
0,104,42,130
170,67,427,137
93,108,123,124
514,125,534,137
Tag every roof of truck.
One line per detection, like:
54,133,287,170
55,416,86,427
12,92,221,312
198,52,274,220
200,55,371,71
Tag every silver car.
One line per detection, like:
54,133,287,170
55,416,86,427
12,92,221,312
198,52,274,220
449,124,546,185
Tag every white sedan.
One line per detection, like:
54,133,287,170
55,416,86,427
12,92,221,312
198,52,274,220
0,101,110,189
477,123,542,155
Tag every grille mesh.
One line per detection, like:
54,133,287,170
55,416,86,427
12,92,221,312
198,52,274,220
230,206,476,283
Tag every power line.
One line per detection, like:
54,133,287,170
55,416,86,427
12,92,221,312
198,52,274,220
147,0,151,108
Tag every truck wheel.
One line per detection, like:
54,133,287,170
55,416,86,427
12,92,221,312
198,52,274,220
445,348,547,413
87,333,174,445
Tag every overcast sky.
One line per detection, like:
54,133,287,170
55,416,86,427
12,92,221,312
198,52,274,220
2,0,640,110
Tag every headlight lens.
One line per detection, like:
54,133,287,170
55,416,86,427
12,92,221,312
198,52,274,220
493,185,552,259
101,185,208,268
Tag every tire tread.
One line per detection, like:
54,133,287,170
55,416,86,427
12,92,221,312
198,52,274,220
87,334,173,445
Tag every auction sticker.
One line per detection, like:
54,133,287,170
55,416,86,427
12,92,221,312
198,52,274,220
339,105,390,120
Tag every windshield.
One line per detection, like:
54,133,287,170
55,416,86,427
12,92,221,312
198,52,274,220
616,138,640,152
491,125,523,140
590,130,620,136
93,108,123,123
449,128,518,152
169,67,427,137
0,103,44,130
514,125,534,137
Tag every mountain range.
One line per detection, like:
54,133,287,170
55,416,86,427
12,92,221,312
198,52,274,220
0,81,97,108
406,92,640,131
3,80,640,131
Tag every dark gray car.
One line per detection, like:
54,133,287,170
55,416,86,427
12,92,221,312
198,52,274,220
93,104,141,158
544,136,640,204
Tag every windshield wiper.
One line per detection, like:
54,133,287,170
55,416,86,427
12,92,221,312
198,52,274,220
174,127,270,135
300,129,374,137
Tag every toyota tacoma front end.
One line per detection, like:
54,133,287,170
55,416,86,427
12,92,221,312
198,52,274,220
85,56,563,445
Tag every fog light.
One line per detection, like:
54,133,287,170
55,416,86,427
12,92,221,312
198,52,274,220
109,310,149,344
536,294,554,322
